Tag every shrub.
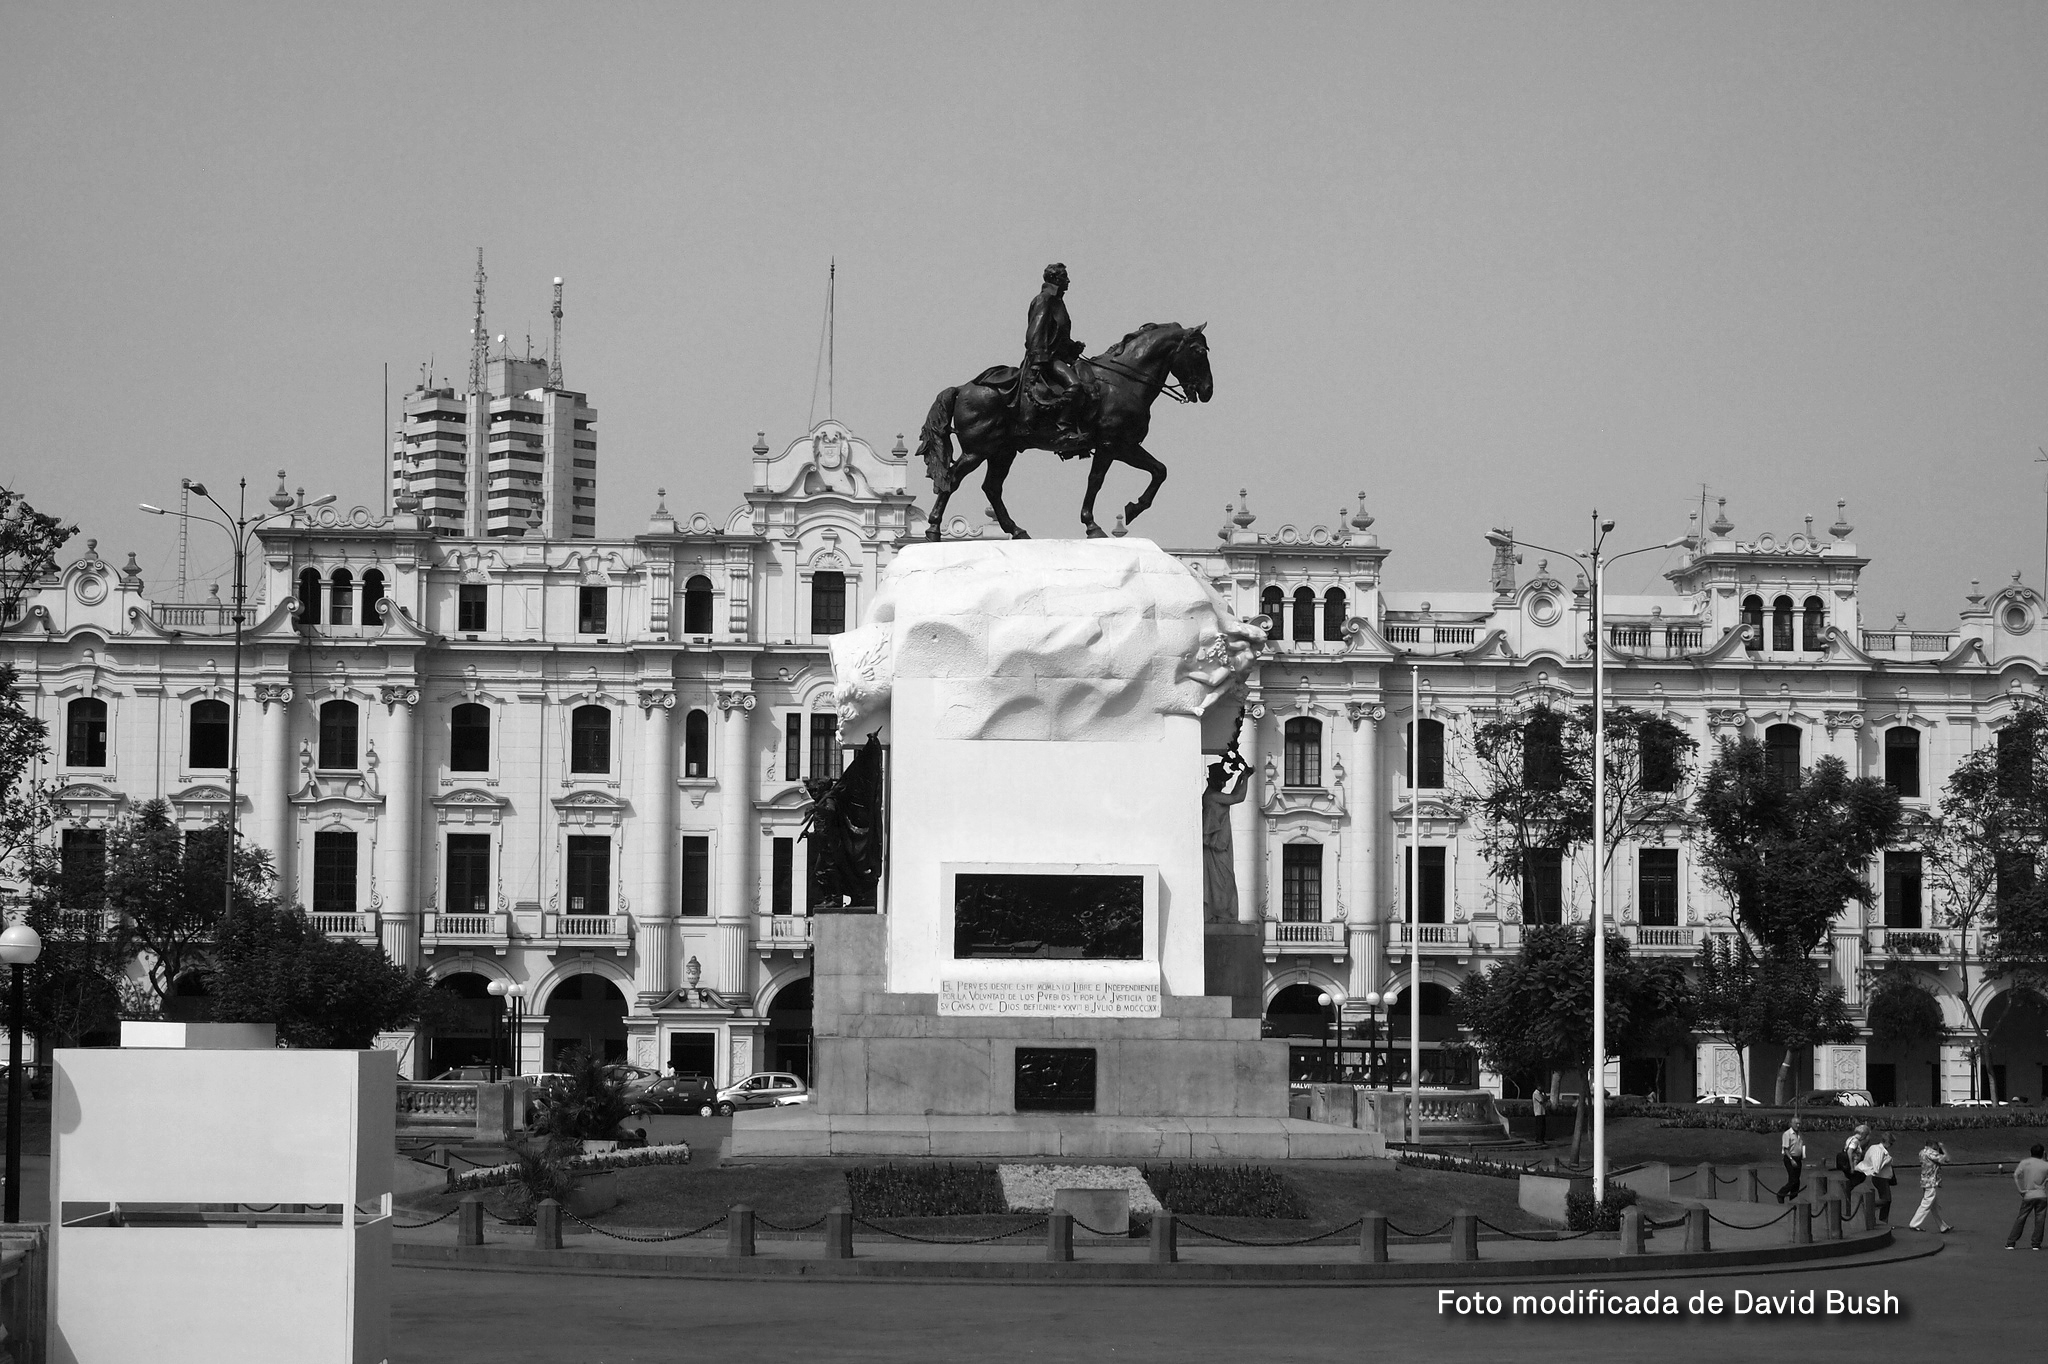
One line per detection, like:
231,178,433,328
1565,1184,1637,1233
447,1141,693,1197
1394,1151,1525,1180
1140,1163,1306,1219
495,1140,578,1225
846,1163,1006,1218
529,1047,631,1142
1651,1107,2044,1134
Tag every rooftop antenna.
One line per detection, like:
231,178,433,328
550,277,564,388
469,248,487,398
807,258,836,429
175,478,191,602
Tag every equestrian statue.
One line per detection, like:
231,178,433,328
914,263,1213,540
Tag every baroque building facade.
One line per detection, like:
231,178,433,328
12,425,2046,1103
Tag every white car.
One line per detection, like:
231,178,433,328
1695,1092,1763,1107
711,1071,811,1116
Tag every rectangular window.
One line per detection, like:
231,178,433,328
574,439,596,450
1638,848,1679,927
681,836,711,916
808,713,841,781
785,713,803,782
1283,719,1322,788
458,584,487,632
566,836,609,915
772,838,793,915
1523,848,1565,924
1885,851,1924,929
446,834,491,914
1407,721,1444,789
1640,730,1678,794
811,571,846,636
1281,843,1324,921
578,586,608,634
805,836,822,911
1404,846,1447,924
1885,729,1921,798
60,827,106,909
312,830,358,915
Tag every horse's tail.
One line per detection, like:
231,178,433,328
915,387,959,493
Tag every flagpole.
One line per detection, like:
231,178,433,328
1409,661,1422,1144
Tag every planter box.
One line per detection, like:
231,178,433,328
1518,1171,1592,1225
566,1172,618,1218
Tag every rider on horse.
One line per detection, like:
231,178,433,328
1025,263,1095,459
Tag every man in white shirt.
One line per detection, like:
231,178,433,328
1778,1116,1807,1203
1856,1132,1896,1223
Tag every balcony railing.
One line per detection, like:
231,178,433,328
752,914,814,955
1860,631,1958,655
1866,927,1953,957
1264,919,1346,958
309,911,378,940
420,910,510,953
1383,623,1478,651
51,908,122,940
149,602,237,633
1389,923,1467,952
1608,626,1706,656
1625,924,1697,951
540,912,632,955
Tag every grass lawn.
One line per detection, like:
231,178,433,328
404,1156,1548,1237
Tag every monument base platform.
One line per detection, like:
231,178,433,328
728,1106,1387,1160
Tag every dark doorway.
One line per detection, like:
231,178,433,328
543,973,629,1065
669,1031,716,1081
767,977,813,1082
426,972,500,1076
1868,1063,1897,1107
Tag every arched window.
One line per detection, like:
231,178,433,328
684,709,710,779
1523,708,1565,791
1291,587,1316,643
1283,717,1323,787
189,699,230,769
361,569,386,625
1885,726,1920,798
66,698,108,767
1801,596,1826,651
329,569,354,626
1771,596,1794,651
1323,587,1348,641
570,705,611,774
319,700,359,770
1764,723,1801,786
450,703,490,772
811,571,846,636
296,568,322,626
1259,586,1284,628
1741,595,1763,651
683,575,714,635
1408,718,1445,789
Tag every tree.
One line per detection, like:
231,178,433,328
1864,970,1947,1053
1464,703,1698,912
102,801,270,1005
1454,925,1693,1165
209,902,433,1048
1922,700,2048,1099
15,840,123,1048
0,488,78,865
1693,737,1900,1102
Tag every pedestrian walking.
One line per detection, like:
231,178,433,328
1838,1123,1870,1197
1532,1089,1547,1143
1907,1138,1953,1233
1778,1116,1807,1203
2007,1142,2048,1250
1857,1131,1896,1223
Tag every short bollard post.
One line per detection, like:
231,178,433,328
1854,1190,1877,1233
1685,1205,1710,1253
1149,1211,1177,1264
824,1206,854,1259
1620,1207,1645,1256
1047,1210,1074,1263
1791,1200,1812,1245
457,1194,484,1247
533,1198,562,1250
1822,1195,1842,1240
1698,1163,1717,1200
1361,1212,1389,1264
1451,1210,1478,1261
729,1204,756,1258
1739,1167,1758,1203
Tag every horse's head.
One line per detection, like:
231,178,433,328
1171,323,1213,403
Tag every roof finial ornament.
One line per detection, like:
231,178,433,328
270,471,293,513
1830,501,1853,540
1708,498,1734,538
892,434,908,459
1231,490,1256,529
1350,492,1373,532
1968,579,1984,605
752,432,770,457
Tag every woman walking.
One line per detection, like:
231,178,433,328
1857,1131,1897,1223
1907,1138,1954,1233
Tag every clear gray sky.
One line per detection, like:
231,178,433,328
5,2,2044,623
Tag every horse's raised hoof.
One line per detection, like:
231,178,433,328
1084,522,1107,539
924,527,943,543
1123,501,1145,525
1010,529,1031,540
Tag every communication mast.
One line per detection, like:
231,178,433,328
469,248,488,398
550,277,564,388
176,479,191,602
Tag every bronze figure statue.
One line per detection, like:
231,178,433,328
915,264,1214,540
800,734,885,910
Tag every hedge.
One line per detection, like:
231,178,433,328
1649,1107,2046,1134
448,1141,693,1191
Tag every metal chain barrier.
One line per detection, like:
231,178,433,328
1176,1217,1364,1248
1476,1219,1599,1242
1644,1215,1690,1230
1708,1205,1795,1229
561,1210,727,1243
1385,1217,1455,1239
853,1216,1050,1245
755,1215,827,1233
393,1207,459,1229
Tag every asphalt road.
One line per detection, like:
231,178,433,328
391,1171,2048,1364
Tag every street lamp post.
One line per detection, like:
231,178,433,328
1361,990,1385,1089
490,979,527,1078
142,481,334,918
1489,517,1686,1201
1,923,43,1224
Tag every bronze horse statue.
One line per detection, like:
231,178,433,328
914,322,1213,539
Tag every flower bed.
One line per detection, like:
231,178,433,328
999,1164,1164,1214
847,1163,1007,1218
448,1141,692,1192
1140,1163,1302,1219
1651,1107,2045,1134
1395,1150,1527,1180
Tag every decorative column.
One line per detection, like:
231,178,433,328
255,682,296,904
636,687,680,1004
1346,700,1385,998
1232,695,1264,925
377,683,420,968
714,687,756,993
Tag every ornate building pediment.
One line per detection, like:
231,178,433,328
55,783,124,825
433,787,511,826
552,789,628,828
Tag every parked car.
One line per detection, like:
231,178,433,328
711,1071,810,1116
431,1065,500,1082
625,1074,720,1117
1789,1089,1874,1108
1694,1092,1763,1106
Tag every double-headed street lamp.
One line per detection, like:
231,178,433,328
487,979,527,1080
142,480,333,914
1492,515,1687,1202
1,922,42,1224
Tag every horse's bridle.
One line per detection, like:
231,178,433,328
1089,332,1203,404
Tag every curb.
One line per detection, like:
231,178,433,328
393,1227,1926,1286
